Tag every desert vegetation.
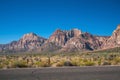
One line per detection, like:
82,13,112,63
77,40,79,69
0,50,120,69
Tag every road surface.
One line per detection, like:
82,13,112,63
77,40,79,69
0,66,120,80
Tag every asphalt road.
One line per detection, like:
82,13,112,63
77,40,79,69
0,66,120,80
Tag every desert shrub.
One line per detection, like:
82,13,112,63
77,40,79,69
12,61,28,68
56,61,65,67
64,61,73,66
3,60,9,65
75,58,96,66
112,57,120,65
102,61,111,65
97,59,102,65
115,57,120,61
107,54,117,60
78,62,85,66
71,58,86,66
84,61,95,66
71,60,78,66
0,64,3,69
34,61,49,67
71,57,84,66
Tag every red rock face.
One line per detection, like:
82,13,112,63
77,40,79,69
61,32,108,52
47,29,67,47
17,33,46,50
0,25,120,53
39,29,83,52
0,33,47,52
102,25,120,49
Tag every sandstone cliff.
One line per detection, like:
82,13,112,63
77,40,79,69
0,25,120,53
102,25,120,49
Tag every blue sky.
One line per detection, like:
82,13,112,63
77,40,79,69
0,0,120,44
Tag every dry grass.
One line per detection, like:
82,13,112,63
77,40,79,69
0,52,120,69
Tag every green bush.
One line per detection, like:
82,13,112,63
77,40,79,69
84,61,95,66
98,60,102,65
112,57,120,65
0,64,3,69
34,61,49,67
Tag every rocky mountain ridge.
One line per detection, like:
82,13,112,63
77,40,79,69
0,25,120,53
102,25,120,49
0,33,47,52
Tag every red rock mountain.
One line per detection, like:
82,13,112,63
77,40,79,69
61,32,108,52
0,33,47,52
0,25,120,53
102,25,120,49
39,29,83,52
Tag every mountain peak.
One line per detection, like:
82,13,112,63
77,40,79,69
53,29,64,35
21,32,39,40
116,24,120,30
1,25,120,53
72,28,79,31
71,28,82,37
102,24,120,49
113,24,120,35
23,32,37,37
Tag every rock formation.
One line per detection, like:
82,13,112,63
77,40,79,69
0,33,47,52
39,29,83,52
102,25,120,49
61,32,107,52
0,25,120,53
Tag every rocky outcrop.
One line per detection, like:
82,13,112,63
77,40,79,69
102,25,120,49
61,32,106,52
39,28,109,52
1,25,120,53
46,29,67,47
46,29,82,47
95,36,110,49
39,29,82,52
0,33,47,52
17,33,46,50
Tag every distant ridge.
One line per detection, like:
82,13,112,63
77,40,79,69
0,25,120,53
